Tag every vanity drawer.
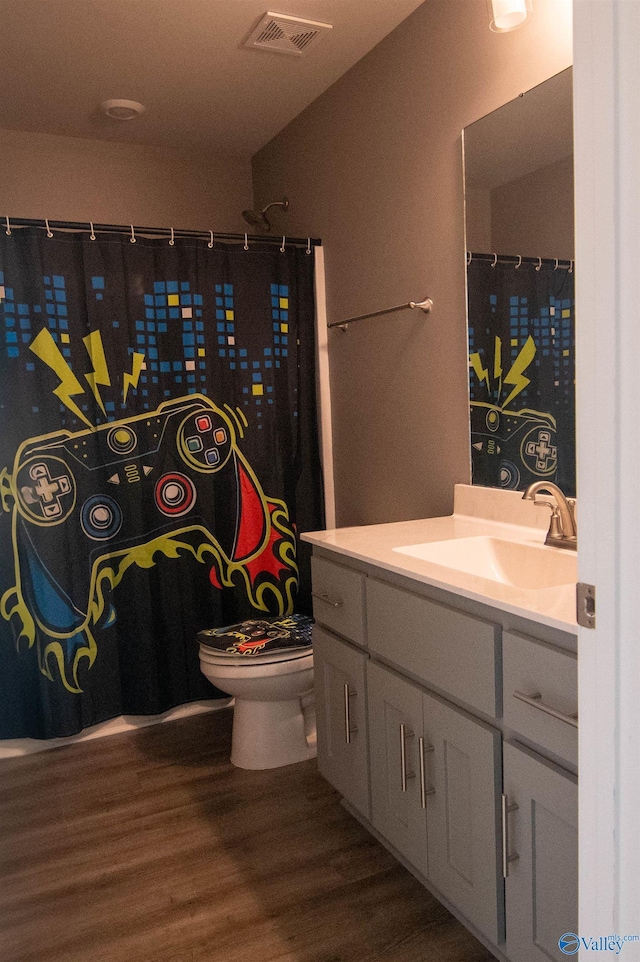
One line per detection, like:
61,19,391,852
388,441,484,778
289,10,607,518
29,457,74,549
311,556,366,647
366,578,499,717
503,630,577,768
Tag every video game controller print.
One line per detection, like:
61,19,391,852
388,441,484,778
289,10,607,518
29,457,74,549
1,394,298,691
470,401,558,490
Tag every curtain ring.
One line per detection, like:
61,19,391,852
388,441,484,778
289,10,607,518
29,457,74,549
130,224,136,244
5,216,11,236
280,235,286,253
515,255,522,269
169,227,175,247
89,222,96,241
535,257,542,272
45,218,54,238
306,237,312,255
208,231,214,249
569,260,574,274
466,251,472,266
490,253,498,268
243,233,249,251
554,258,559,271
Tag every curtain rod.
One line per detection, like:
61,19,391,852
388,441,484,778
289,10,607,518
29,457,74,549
2,216,321,250
467,251,574,272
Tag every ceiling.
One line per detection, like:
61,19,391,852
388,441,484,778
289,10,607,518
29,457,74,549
0,0,426,157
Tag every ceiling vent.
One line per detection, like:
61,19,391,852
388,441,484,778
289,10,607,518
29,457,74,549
243,11,333,57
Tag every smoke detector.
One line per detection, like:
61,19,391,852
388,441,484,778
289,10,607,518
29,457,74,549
101,99,146,121
243,11,332,56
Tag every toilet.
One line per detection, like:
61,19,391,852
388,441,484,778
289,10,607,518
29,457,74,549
198,615,316,770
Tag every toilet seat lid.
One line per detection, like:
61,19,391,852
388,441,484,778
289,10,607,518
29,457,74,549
198,614,313,660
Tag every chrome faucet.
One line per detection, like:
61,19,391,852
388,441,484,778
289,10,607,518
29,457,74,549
522,481,577,551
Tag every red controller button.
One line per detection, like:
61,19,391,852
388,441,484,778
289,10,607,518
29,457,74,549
155,473,196,517
195,416,212,433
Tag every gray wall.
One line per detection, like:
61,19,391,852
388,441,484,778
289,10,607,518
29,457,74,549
253,0,573,527
491,155,575,261
466,156,575,261
0,127,253,232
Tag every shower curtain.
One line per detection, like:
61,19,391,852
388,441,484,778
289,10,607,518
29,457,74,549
467,257,575,496
0,228,324,739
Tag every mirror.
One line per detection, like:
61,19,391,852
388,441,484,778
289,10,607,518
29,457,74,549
463,68,575,496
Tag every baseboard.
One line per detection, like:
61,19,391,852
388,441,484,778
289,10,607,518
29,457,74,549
0,698,233,759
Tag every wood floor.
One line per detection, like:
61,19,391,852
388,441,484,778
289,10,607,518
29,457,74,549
0,709,495,962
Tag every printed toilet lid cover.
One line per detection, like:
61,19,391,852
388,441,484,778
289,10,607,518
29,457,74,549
198,614,313,657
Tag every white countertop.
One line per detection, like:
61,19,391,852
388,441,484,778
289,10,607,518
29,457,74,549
302,485,578,633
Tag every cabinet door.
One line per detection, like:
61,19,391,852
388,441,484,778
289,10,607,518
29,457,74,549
503,742,578,962
423,690,503,946
367,661,427,876
314,626,369,818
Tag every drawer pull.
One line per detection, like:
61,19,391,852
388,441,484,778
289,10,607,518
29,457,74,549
312,591,344,609
418,737,436,808
400,724,416,792
513,689,578,728
501,793,520,878
343,684,358,744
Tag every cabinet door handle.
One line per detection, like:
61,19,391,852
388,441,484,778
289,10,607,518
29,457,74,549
312,591,344,609
501,793,520,878
513,689,578,728
343,684,358,744
418,737,436,808
400,723,416,792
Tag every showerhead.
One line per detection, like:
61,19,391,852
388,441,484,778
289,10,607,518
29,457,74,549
242,197,289,232
241,208,270,231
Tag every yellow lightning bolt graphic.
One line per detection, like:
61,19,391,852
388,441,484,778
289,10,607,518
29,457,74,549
123,352,145,403
493,336,503,398
83,331,111,417
469,352,490,394
30,329,93,428
502,335,537,408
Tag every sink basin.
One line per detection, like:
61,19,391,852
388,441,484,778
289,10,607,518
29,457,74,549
393,536,576,590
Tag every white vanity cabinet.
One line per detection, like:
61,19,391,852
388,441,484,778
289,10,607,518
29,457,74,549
310,547,578,962
310,555,366,647
311,556,370,818
368,661,503,946
502,630,578,769
313,625,369,818
501,630,578,962
367,662,428,874
502,742,578,962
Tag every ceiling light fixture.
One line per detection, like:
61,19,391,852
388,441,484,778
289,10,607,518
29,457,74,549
487,0,532,32
100,99,146,121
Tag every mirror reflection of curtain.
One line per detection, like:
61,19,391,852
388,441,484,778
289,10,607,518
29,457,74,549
0,229,324,739
467,257,575,496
